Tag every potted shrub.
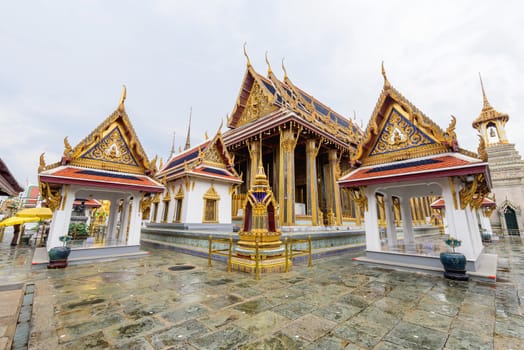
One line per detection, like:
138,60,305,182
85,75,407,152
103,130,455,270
439,236,468,281
47,235,72,269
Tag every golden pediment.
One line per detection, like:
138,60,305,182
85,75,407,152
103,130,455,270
236,81,277,127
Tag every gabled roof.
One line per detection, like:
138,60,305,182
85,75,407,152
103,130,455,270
351,65,476,167
0,158,23,196
38,87,164,194
227,58,362,147
41,87,155,176
339,153,490,188
40,166,164,192
430,197,495,209
157,130,242,184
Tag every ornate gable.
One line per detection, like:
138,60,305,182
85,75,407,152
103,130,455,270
228,64,279,129
352,65,461,167
64,88,154,175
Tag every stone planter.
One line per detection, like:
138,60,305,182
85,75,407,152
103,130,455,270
47,246,71,269
481,232,492,243
440,252,468,281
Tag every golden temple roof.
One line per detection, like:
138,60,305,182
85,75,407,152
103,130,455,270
472,74,509,129
227,51,362,148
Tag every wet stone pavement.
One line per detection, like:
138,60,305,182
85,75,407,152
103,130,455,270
1,236,524,349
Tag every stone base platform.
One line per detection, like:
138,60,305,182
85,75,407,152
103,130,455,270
354,251,498,282
31,245,149,268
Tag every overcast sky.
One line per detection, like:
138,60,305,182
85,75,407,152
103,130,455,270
1,1,523,188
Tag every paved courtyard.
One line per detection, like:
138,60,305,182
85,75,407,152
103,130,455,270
1,235,524,349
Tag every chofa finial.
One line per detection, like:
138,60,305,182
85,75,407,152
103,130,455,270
281,57,288,80
243,42,251,67
118,84,126,111
381,61,390,88
265,51,273,75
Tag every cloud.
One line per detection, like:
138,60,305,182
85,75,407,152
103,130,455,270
0,0,523,186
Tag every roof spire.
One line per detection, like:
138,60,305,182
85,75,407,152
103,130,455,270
381,61,390,88
281,57,288,80
479,73,492,109
265,51,273,76
243,42,251,67
118,84,126,111
170,131,176,157
184,107,192,150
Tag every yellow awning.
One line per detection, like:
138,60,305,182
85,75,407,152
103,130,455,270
0,216,40,227
16,207,53,219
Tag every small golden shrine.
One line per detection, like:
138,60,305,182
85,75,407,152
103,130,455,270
231,160,289,273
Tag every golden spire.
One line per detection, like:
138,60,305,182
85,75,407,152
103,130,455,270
118,84,126,111
381,61,390,88
281,57,288,80
204,131,209,140
479,73,492,110
184,107,192,150
243,42,251,67
170,131,176,158
265,51,273,76
472,73,509,129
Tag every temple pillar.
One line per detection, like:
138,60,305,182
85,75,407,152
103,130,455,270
119,196,131,244
305,139,320,225
399,197,415,245
364,187,381,251
106,197,120,243
328,149,342,225
279,128,299,226
127,194,141,245
383,194,397,248
47,185,76,250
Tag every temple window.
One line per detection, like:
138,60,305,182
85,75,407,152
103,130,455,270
174,185,184,223
203,184,220,223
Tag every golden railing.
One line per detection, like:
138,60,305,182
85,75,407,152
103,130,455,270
207,235,233,272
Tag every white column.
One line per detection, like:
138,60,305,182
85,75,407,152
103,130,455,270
399,197,415,245
47,185,76,250
441,180,482,260
106,197,120,243
383,194,397,248
119,196,131,244
364,187,381,251
127,192,141,246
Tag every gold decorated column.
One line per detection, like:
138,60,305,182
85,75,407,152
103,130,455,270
328,149,342,225
306,139,321,225
279,128,299,226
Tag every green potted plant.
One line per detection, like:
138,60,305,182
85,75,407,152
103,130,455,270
47,235,72,269
439,236,468,281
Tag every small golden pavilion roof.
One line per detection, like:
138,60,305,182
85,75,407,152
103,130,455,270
472,75,509,129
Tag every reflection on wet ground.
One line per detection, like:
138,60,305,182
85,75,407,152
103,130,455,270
1,233,524,349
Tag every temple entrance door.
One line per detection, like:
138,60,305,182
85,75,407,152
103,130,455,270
504,207,519,235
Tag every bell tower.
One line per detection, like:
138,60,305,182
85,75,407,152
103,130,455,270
471,74,524,234
472,74,509,145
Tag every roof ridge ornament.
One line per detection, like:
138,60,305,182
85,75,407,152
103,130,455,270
243,42,251,67
381,61,390,89
265,51,273,76
118,84,126,112
281,57,288,80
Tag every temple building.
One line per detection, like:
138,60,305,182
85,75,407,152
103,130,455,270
150,127,242,230
339,66,493,273
472,76,524,234
38,87,164,258
222,51,364,227
0,158,23,197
